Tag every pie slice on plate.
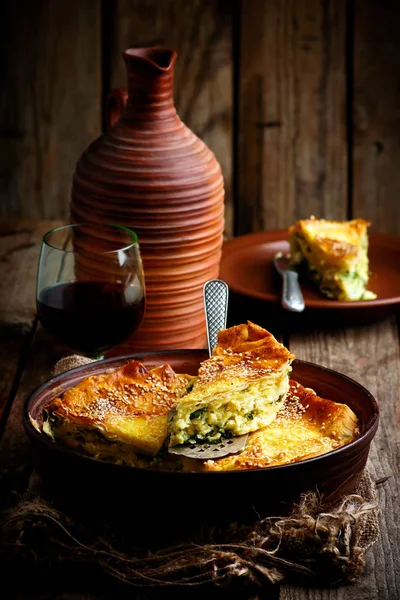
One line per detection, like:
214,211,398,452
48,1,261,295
288,217,376,301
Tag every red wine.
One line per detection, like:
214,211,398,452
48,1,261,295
37,281,145,355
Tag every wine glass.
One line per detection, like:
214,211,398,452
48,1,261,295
36,223,145,359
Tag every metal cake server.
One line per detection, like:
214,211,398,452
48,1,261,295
274,252,305,313
168,279,249,459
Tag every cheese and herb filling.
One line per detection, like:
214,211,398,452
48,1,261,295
288,217,376,301
40,323,360,471
42,377,359,472
168,322,294,447
186,380,360,472
42,360,195,461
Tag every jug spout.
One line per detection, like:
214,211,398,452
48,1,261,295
122,47,177,120
123,48,177,71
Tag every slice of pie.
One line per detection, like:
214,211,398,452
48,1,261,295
288,217,376,301
185,380,359,472
42,360,195,463
168,322,295,447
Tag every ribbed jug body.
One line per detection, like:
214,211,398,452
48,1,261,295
70,48,224,349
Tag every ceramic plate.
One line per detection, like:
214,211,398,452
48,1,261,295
220,230,400,311
24,351,378,523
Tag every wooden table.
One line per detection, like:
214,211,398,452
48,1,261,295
1,221,399,599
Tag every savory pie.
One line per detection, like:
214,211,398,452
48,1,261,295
41,322,360,472
42,360,195,465
288,217,376,301
168,322,294,447
185,380,359,472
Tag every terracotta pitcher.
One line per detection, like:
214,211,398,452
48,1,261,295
70,48,224,350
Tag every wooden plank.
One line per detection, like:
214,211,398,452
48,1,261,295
107,0,234,237
0,221,52,499
238,0,347,233
0,325,64,507
280,318,400,599
0,0,101,220
0,220,61,325
353,0,400,234
0,322,33,429
0,221,60,425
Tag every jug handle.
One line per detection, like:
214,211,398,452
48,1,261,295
106,88,128,131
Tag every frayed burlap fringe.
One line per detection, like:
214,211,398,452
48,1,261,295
1,470,380,589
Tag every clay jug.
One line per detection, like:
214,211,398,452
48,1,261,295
70,48,224,350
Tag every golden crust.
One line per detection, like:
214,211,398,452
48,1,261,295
196,321,295,387
44,361,192,455
186,380,359,472
42,325,359,471
46,361,189,422
288,217,370,265
288,217,376,300
167,322,295,446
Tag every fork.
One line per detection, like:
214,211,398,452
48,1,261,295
168,279,249,459
274,252,305,312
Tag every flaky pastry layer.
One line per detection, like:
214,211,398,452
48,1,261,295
288,217,376,300
183,380,359,472
43,360,194,456
168,322,294,446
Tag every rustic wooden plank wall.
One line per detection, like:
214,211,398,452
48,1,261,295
238,0,347,233
1,0,399,235
0,0,101,220
0,5,399,599
353,0,400,235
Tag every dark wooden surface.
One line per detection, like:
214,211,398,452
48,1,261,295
0,0,101,220
2,0,400,238
1,0,400,597
238,0,347,233
352,0,400,235
0,221,399,600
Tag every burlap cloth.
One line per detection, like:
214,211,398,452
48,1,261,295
1,355,382,594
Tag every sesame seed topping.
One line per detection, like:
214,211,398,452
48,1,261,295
52,361,189,423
